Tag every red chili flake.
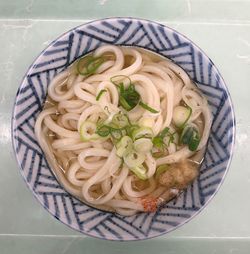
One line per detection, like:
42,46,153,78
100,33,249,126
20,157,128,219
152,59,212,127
141,197,158,212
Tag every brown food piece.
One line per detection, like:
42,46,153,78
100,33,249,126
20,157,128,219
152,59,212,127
158,170,175,189
158,160,198,190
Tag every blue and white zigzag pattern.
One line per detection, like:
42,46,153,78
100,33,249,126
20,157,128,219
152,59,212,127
12,18,235,241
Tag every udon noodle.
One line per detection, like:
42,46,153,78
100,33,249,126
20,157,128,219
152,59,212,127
35,45,212,215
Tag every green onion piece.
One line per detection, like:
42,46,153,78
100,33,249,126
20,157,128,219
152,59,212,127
87,58,104,73
118,83,125,93
96,125,110,137
80,121,99,141
173,105,192,129
152,136,164,149
188,135,200,151
155,165,169,179
110,75,132,86
160,127,170,138
130,165,147,180
110,128,123,140
77,55,104,76
163,132,176,146
188,128,200,151
116,136,133,157
180,126,193,144
152,127,169,149
96,89,107,101
112,112,131,128
124,150,146,168
125,124,140,138
118,83,140,111
119,95,133,111
76,55,92,75
133,138,153,153
139,101,159,113
132,127,153,140
180,125,200,151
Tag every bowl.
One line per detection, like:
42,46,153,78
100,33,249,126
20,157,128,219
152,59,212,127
11,17,235,241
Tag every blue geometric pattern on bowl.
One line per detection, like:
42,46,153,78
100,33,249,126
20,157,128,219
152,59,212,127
11,17,235,241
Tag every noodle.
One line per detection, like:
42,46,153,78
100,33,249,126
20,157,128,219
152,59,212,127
35,45,212,215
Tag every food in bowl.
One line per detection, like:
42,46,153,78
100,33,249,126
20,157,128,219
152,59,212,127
35,45,212,216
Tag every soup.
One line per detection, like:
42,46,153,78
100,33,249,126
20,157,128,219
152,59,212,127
35,45,212,216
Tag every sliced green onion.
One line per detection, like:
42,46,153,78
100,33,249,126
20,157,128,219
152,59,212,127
180,126,193,144
180,125,200,151
160,127,170,138
188,128,200,151
152,127,169,149
116,136,133,157
110,128,123,140
96,125,110,137
80,121,99,141
124,151,146,168
118,83,125,93
130,165,147,180
119,95,133,111
110,75,132,86
133,138,153,153
173,105,192,128
132,127,153,140
121,128,127,137
155,165,169,179
76,55,92,75
163,132,176,146
87,57,104,73
96,89,107,101
112,112,130,128
139,101,159,113
77,55,105,76
118,83,140,111
152,136,164,149
125,124,140,138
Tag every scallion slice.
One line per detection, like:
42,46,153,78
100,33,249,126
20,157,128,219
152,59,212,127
124,150,146,168
139,101,159,114
152,127,169,149
116,136,133,157
110,75,132,86
110,128,123,140
125,124,140,138
117,83,140,111
80,121,99,141
77,55,104,76
96,89,107,101
130,165,147,180
133,138,153,153
119,95,133,111
112,112,131,128
180,125,200,151
173,105,192,128
132,127,153,140
96,125,110,137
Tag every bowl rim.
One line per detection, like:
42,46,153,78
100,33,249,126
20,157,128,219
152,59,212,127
11,17,236,241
